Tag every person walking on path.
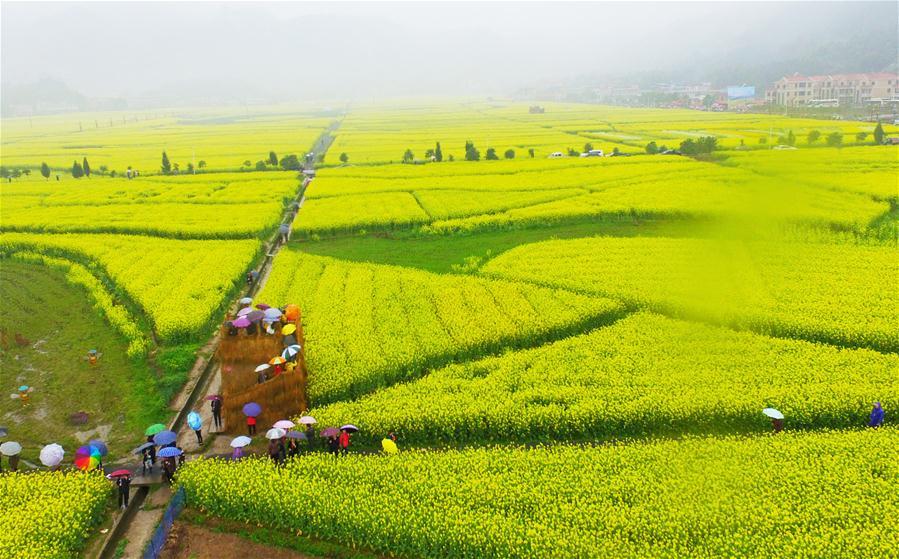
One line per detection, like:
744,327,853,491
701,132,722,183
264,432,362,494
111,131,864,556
211,398,223,431
339,429,351,456
146,436,157,465
246,415,257,436
268,439,282,465
141,449,153,475
328,435,340,458
116,476,131,509
8,454,19,472
869,402,885,428
193,427,203,445
306,425,316,451
278,222,291,245
162,458,176,484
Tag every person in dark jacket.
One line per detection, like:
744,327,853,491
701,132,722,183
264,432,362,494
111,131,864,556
141,449,153,475
162,458,176,484
8,454,19,472
211,398,223,431
328,435,340,458
146,436,157,465
287,438,300,458
116,476,131,509
268,439,282,465
869,402,885,427
305,425,315,451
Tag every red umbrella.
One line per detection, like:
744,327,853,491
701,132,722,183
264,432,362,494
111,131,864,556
108,469,132,478
204,395,222,401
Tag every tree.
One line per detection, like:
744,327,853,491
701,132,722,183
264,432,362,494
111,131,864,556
279,154,301,170
11,169,21,179
269,151,278,166
82,157,91,177
485,147,499,160
434,142,443,162
198,160,207,169
424,149,435,159
447,154,455,162
173,163,180,174
0,166,9,179
612,147,621,155
567,147,579,157
874,122,885,144
702,94,715,108
826,132,843,147
645,141,659,154
187,162,195,174
464,141,480,161
528,148,535,158
161,151,171,174
22,169,31,177
40,162,51,180
584,142,594,153
856,132,868,142
787,130,796,146
402,149,415,164
504,148,515,159
243,160,252,167
72,160,84,178
807,130,821,144
255,160,267,171
339,152,349,164
759,137,768,145
99,165,108,175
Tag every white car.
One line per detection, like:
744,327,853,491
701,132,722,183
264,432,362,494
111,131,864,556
549,152,564,158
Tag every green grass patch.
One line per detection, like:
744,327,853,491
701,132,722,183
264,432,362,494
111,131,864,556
0,262,171,463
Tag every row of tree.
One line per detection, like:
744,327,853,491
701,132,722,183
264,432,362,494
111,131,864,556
400,142,538,164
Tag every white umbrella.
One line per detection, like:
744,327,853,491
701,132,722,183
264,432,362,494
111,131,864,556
282,344,302,359
298,415,317,425
239,297,253,306
236,307,253,317
264,307,282,319
762,408,784,420
254,363,271,372
230,436,252,448
273,420,295,430
39,443,65,467
0,441,23,456
265,428,286,440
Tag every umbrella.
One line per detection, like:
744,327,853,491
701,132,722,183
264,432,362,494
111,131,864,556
266,428,286,440
282,345,302,360
204,395,222,401
230,436,252,448
153,430,177,446
242,402,262,417
187,411,202,430
236,307,253,317
239,297,253,306
157,447,183,458
281,324,296,336
264,307,282,319
88,349,99,355
145,423,166,436
0,426,8,438
319,427,340,438
286,431,307,440
284,304,300,321
762,408,785,420
273,419,295,429
0,441,23,456
40,443,65,467
340,424,359,433
232,317,251,328
108,469,132,478
381,438,398,455
246,310,265,322
74,445,101,471
254,363,271,373
298,415,317,425
18,385,29,392
255,303,271,310
132,442,154,455
269,356,286,366
89,440,109,457
282,334,298,347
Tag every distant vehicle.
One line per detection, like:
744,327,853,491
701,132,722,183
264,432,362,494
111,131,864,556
772,145,798,150
581,149,604,157
302,169,316,177
660,149,681,155
548,152,564,158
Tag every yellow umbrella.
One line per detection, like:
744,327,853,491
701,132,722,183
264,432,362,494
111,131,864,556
281,324,296,336
381,438,398,455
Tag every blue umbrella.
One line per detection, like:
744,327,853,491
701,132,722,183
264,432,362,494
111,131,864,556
157,447,183,458
187,412,202,430
242,402,262,417
88,439,109,457
153,430,177,446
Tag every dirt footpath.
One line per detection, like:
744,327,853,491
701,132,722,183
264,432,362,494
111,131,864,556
159,522,316,559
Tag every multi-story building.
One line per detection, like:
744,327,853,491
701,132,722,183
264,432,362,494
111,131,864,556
766,72,899,106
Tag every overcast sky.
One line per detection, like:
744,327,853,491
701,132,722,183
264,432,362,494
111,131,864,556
2,1,896,102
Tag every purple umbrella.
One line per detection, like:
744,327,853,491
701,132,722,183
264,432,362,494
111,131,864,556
286,431,307,440
246,310,265,322
153,430,177,446
319,427,340,438
88,439,109,457
255,303,271,310
232,317,251,328
236,307,253,317
242,402,262,417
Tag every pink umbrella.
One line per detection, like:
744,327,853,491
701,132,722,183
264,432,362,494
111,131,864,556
232,317,251,328
236,307,253,317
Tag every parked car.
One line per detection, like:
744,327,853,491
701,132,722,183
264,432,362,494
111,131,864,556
548,152,564,158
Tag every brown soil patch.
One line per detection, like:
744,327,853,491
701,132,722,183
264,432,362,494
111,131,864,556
159,522,316,559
